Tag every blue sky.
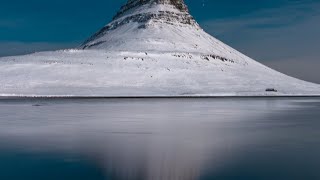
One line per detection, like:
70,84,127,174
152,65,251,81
0,0,319,83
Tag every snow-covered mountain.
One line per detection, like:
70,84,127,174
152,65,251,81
0,0,319,97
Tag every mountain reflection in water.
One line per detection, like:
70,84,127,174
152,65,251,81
0,98,320,180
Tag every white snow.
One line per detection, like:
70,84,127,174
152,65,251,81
0,2,319,97
0,48,319,97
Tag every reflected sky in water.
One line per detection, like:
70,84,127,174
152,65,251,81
0,98,320,180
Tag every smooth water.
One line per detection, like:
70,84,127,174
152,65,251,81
0,98,320,180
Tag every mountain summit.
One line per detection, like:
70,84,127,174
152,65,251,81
114,0,190,18
0,1,319,97
81,0,200,50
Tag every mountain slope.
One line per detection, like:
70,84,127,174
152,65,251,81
0,0,319,97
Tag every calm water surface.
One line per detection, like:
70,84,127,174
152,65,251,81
0,98,320,180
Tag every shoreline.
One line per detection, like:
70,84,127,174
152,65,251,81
1,95,320,100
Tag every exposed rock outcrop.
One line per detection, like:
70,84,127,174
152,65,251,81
81,0,198,49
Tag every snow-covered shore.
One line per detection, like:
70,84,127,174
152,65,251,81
0,49,319,97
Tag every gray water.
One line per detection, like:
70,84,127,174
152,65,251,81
0,98,320,180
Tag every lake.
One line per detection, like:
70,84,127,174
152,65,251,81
0,98,319,180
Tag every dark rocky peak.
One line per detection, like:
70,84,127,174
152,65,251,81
81,0,199,49
113,0,189,20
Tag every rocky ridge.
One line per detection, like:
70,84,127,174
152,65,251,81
81,0,198,49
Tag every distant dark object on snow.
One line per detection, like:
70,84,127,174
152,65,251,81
266,88,278,92
32,104,42,107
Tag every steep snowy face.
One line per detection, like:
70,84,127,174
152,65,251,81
80,0,200,50
80,0,253,63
